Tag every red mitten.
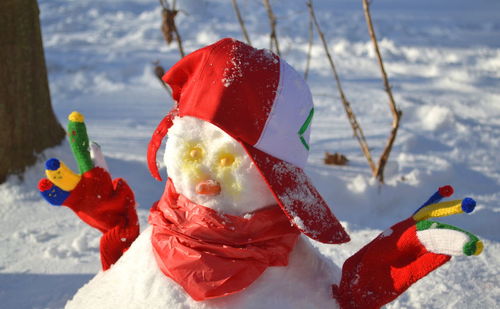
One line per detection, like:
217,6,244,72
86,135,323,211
332,186,483,309
62,166,137,233
38,112,139,270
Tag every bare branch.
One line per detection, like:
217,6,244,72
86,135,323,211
158,0,169,10
307,0,377,174
262,0,281,56
171,15,185,58
160,0,185,58
231,0,252,45
152,60,172,96
362,0,402,183
304,10,314,80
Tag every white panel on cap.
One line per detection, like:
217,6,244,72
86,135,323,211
254,59,313,168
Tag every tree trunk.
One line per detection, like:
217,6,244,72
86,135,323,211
0,0,65,184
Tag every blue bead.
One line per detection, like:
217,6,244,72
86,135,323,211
461,198,476,213
45,158,61,171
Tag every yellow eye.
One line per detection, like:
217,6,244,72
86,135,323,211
219,154,235,167
184,145,204,162
189,147,203,160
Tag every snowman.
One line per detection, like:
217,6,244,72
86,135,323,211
39,38,483,309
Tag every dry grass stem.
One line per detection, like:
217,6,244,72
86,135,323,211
231,0,252,45
304,11,314,80
153,60,172,95
362,0,402,182
262,0,281,56
307,0,377,174
159,0,185,58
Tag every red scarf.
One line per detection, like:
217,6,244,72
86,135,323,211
148,179,300,301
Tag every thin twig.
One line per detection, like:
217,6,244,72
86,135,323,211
171,17,185,57
304,10,314,80
262,0,281,56
159,0,185,58
231,0,252,45
159,0,169,9
153,60,172,96
362,0,401,183
307,0,377,174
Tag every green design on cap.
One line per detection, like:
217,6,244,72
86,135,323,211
298,108,314,151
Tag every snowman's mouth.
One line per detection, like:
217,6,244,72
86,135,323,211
195,179,222,196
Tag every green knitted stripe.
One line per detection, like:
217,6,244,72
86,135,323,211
67,120,93,174
416,220,480,256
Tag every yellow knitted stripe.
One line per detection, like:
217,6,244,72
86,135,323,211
474,241,484,255
45,161,81,191
412,200,464,221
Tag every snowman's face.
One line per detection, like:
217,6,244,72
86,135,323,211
164,116,277,216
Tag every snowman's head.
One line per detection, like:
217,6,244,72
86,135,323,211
147,38,349,244
164,116,276,215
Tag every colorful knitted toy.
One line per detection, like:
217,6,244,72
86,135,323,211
332,186,482,309
38,39,483,309
39,112,139,270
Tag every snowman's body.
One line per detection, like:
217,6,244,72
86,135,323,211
66,116,341,309
66,228,340,309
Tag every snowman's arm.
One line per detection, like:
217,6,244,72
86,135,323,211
38,112,140,270
332,186,483,309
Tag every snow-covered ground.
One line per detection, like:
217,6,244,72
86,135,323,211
1,0,499,308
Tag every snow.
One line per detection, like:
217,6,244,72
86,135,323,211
417,105,453,131
164,116,277,215
65,228,339,309
1,0,499,308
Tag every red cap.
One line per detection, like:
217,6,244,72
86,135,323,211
147,38,349,244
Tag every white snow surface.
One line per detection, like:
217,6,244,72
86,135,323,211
1,0,499,308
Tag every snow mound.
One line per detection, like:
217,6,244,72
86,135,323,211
417,105,454,131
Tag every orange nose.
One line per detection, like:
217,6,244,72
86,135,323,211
196,179,221,195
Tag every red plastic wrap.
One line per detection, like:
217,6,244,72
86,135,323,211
149,179,300,301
